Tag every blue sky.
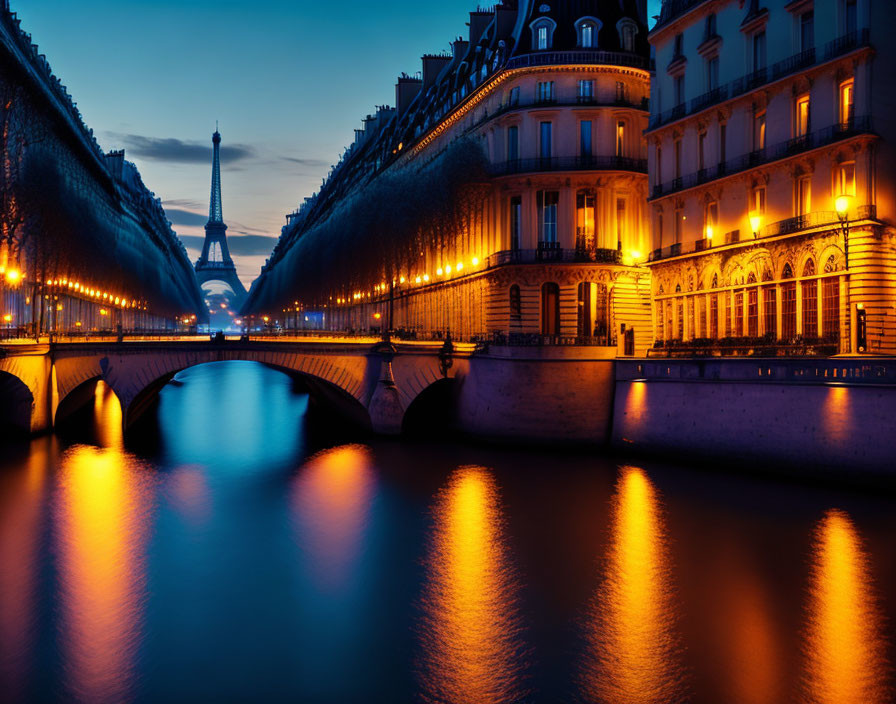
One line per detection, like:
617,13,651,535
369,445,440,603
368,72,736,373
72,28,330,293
14,0,662,286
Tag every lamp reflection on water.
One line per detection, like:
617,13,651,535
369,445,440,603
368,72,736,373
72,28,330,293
802,509,890,704
55,381,152,702
417,466,527,704
580,466,687,704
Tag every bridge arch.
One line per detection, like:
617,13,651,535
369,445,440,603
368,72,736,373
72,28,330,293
0,370,35,434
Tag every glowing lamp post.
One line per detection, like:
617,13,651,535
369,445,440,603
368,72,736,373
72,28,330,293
749,211,762,239
836,194,853,270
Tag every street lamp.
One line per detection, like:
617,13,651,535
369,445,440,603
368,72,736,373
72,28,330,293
836,194,853,270
749,211,762,239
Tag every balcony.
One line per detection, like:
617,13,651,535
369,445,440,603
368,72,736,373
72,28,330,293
488,247,623,267
490,155,648,177
648,205,878,263
648,30,870,131
650,117,874,200
506,50,651,72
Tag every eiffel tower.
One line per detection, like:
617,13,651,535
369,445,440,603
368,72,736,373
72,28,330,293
194,126,247,305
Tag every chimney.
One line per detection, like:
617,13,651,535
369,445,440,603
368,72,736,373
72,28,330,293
422,53,452,87
451,37,469,59
468,10,492,44
395,75,423,115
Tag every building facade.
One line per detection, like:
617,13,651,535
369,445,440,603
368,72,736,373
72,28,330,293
246,0,654,355
646,0,896,355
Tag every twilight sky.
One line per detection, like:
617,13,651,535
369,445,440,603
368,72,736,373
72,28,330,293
14,0,662,287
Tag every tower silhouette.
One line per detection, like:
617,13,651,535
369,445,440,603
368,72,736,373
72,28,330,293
194,127,247,304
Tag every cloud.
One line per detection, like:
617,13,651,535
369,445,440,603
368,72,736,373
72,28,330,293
281,156,330,168
177,233,277,257
107,133,255,164
165,208,208,227
164,198,204,210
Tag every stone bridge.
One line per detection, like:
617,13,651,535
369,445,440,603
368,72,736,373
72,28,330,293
0,338,469,436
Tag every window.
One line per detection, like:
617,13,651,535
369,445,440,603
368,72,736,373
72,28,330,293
706,13,717,38
537,81,555,103
537,190,559,243
509,86,520,105
763,285,777,337
706,57,719,91
656,211,664,247
844,0,857,34
620,21,637,52
800,11,815,51
578,283,608,340
674,139,682,178
840,80,855,125
752,185,767,214
674,75,685,106
735,291,744,337
823,277,840,338
720,123,727,164
796,95,811,137
674,207,684,243
656,147,663,186
699,296,707,338
724,291,731,336
802,259,818,336
836,162,856,198
541,282,560,336
782,265,797,339
616,121,625,157
578,80,595,101
616,198,626,248
754,111,767,151
509,196,522,250
674,33,683,57
752,31,767,71
678,300,684,340
748,288,759,336
531,18,556,51
710,294,719,338
577,190,596,249
581,23,594,48
507,125,519,161
538,25,549,50
510,285,522,321
698,132,707,171
540,121,552,159
704,201,718,240
687,297,695,340
798,175,812,215
580,120,592,158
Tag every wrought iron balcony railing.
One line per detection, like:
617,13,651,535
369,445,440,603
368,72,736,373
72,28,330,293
506,50,651,72
651,117,873,200
649,30,870,131
488,246,623,267
491,155,647,177
648,205,877,262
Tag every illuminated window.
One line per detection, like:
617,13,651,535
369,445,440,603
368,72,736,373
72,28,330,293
704,201,718,239
724,292,731,336
796,95,811,137
801,259,818,336
616,198,626,248
536,81,555,103
677,300,684,340
687,297,695,340
748,287,759,336
576,190,596,249
509,196,522,250
822,276,840,339
840,79,855,125
699,296,707,337
580,121,592,157
581,23,594,47
576,17,601,48
797,175,812,216
763,284,777,337
735,290,744,337
835,162,856,198
531,18,556,50
578,79,595,101
754,110,767,151
616,121,626,157
538,25,548,49
537,190,559,244
541,282,560,336
710,294,719,338
656,302,664,340
782,264,797,339
752,185,767,214
616,81,626,102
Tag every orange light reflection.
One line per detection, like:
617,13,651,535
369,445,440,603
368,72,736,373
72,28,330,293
417,466,526,704
580,466,686,704
802,509,889,704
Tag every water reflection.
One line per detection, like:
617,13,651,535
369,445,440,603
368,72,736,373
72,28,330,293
0,438,51,697
580,466,686,704
292,445,375,593
802,509,890,704
54,382,153,702
417,466,527,704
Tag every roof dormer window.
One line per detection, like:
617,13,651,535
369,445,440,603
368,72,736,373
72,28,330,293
617,18,639,52
530,17,557,50
575,17,602,48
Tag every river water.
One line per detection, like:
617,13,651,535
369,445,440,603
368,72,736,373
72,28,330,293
0,361,893,703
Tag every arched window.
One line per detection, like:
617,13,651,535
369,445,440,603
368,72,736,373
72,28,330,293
617,18,639,52
824,255,838,273
577,282,609,341
541,282,560,336
530,17,557,51
509,285,522,321
822,272,840,340
575,17,602,48
781,263,797,339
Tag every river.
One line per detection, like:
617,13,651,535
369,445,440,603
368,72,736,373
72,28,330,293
0,361,893,703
